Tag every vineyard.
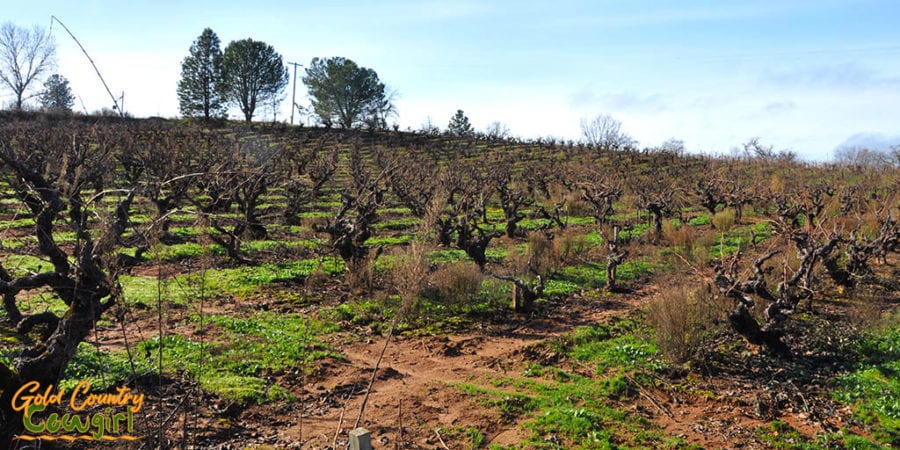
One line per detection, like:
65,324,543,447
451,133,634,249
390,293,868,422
0,112,897,448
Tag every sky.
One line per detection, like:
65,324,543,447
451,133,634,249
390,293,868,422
3,1,900,160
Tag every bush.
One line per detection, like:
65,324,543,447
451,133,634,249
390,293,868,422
555,227,591,267
662,220,695,251
425,261,484,310
646,283,726,363
391,242,430,315
712,208,736,231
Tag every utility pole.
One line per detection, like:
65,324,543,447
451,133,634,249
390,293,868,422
288,61,303,125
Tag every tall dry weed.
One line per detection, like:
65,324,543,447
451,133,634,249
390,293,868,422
647,283,727,363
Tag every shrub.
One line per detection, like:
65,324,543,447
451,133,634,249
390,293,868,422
555,227,591,267
426,261,484,310
646,283,726,363
565,194,594,218
662,220,695,251
391,242,430,315
346,257,376,292
512,231,558,277
712,208,736,232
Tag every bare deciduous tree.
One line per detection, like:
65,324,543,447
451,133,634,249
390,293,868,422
483,121,510,140
580,114,635,151
0,23,55,110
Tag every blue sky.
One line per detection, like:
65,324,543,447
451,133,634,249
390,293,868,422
4,1,900,159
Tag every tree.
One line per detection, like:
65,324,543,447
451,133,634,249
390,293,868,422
38,73,74,112
178,28,227,119
303,57,394,129
0,22,55,110
448,109,473,136
483,121,509,140
580,114,635,150
222,38,288,122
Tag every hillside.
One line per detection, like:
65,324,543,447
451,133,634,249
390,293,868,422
0,115,897,448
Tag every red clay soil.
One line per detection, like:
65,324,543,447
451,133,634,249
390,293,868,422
87,284,871,449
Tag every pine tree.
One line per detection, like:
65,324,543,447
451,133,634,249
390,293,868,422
39,73,74,112
222,38,288,122
177,28,227,120
448,109,473,136
302,57,393,129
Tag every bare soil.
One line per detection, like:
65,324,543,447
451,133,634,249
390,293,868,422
83,280,877,450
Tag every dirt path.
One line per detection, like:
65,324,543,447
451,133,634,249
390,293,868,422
274,292,647,449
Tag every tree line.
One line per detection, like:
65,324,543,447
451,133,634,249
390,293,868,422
177,28,395,127
2,20,898,163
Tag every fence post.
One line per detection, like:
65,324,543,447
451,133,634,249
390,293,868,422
349,428,372,450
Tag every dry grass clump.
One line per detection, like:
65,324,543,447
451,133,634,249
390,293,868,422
517,231,556,276
426,261,484,310
391,242,430,315
646,282,727,363
305,265,331,292
662,220,695,251
555,227,591,266
511,230,590,279
712,208,736,232
346,257,376,293
563,191,594,218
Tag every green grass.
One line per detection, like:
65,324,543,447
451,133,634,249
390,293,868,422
544,279,581,296
377,206,412,215
366,234,415,246
61,342,153,391
200,257,345,297
583,231,603,246
134,312,337,404
708,222,772,259
0,230,81,250
1,253,47,277
551,260,654,293
755,421,883,450
834,319,900,445
121,257,345,307
297,210,332,219
202,313,338,374
144,239,323,262
374,217,422,231
435,426,487,450
619,222,650,240
0,217,36,229
429,248,506,264
687,213,710,227
327,298,394,330
454,383,539,422
167,226,201,238
0,238,28,250
517,215,596,231
455,317,684,449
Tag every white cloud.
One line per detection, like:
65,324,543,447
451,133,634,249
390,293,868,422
569,88,667,113
760,62,900,90
837,132,900,151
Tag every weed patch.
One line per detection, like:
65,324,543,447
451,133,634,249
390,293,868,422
135,313,336,404
834,319,900,445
